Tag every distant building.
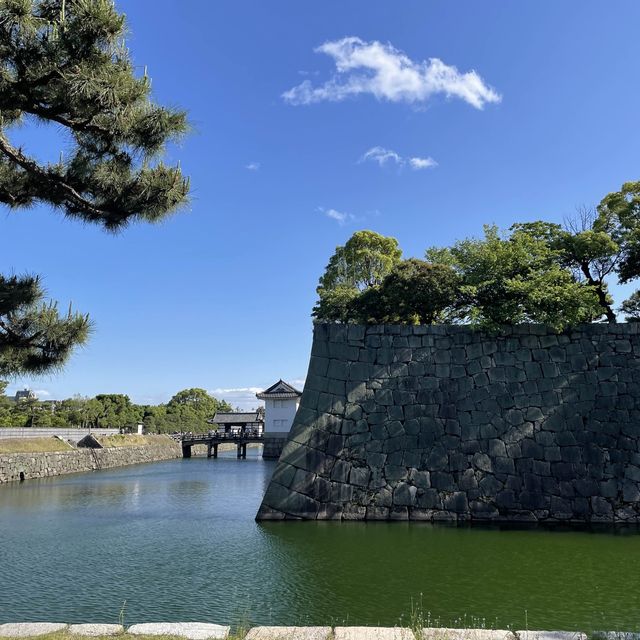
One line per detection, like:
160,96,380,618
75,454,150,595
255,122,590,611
208,410,264,435
256,379,302,435
14,388,37,402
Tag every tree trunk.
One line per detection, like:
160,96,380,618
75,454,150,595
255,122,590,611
580,263,616,323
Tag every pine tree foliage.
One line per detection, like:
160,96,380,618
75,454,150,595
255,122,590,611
0,274,90,375
0,0,189,228
0,0,189,376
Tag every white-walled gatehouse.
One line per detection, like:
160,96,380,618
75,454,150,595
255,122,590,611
256,380,302,458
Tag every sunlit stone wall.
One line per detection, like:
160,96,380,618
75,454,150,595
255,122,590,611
257,322,640,522
0,442,181,483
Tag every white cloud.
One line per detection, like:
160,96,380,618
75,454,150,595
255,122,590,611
360,147,438,171
32,389,51,397
317,206,354,226
209,387,264,411
283,37,501,109
409,156,438,170
359,146,403,167
245,162,260,171
209,380,306,410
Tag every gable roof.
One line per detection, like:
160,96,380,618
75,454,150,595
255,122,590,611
208,411,263,425
256,379,302,400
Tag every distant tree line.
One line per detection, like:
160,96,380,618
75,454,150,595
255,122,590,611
0,383,232,433
313,181,640,330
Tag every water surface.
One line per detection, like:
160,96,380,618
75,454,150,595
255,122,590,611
1,452,640,630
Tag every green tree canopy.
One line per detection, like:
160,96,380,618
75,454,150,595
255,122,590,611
511,219,619,322
621,291,640,322
317,230,402,292
596,181,640,284
354,259,460,325
427,225,603,330
164,388,233,433
0,0,189,376
94,393,142,428
313,230,402,321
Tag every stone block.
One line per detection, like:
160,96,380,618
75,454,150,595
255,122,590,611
0,624,69,637
334,627,414,640
245,627,332,640
349,466,370,487
393,482,417,506
425,446,449,471
128,624,230,640
443,491,469,513
69,624,124,636
422,630,515,640
622,480,640,502
516,632,586,640
472,453,492,473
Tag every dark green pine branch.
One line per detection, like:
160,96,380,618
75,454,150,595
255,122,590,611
0,0,191,376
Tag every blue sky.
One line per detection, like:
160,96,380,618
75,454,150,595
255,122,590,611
4,1,640,407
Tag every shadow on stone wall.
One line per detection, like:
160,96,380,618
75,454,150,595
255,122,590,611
256,322,640,523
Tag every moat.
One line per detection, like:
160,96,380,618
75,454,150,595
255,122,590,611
2,452,640,631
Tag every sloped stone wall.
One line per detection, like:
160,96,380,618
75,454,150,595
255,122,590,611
256,322,640,522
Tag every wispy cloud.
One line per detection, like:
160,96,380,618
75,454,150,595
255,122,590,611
359,146,437,171
283,37,501,109
360,146,403,167
408,156,438,170
245,162,260,171
317,206,354,226
209,381,306,410
209,386,264,410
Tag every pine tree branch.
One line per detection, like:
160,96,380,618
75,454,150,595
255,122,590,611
0,130,122,220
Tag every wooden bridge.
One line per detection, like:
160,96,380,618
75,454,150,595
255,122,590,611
178,432,264,459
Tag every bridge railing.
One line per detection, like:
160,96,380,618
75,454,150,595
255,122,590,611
177,431,265,443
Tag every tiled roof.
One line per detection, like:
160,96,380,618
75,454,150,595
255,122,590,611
208,411,263,425
256,379,302,399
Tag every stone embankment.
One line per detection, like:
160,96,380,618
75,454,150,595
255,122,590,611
258,322,640,522
0,622,618,640
0,438,181,483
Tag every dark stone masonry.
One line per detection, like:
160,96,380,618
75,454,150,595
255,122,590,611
256,322,640,522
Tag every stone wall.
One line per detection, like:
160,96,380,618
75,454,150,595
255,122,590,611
0,441,181,483
263,435,288,459
257,322,640,523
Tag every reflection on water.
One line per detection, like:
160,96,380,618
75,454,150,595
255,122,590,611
2,452,640,631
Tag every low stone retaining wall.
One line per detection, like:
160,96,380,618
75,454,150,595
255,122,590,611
0,623,620,640
0,441,181,483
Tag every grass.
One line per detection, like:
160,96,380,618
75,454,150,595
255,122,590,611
97,435,174,448
0,434,175,454
0,437,73,454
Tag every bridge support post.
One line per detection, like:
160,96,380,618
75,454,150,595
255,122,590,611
213,443,218,458
182,444,192,458
207,443,213,458
237,443,242,459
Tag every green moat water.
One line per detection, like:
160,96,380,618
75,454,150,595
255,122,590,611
1,452,640,630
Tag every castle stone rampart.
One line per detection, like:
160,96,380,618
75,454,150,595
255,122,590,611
257,322,640,522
